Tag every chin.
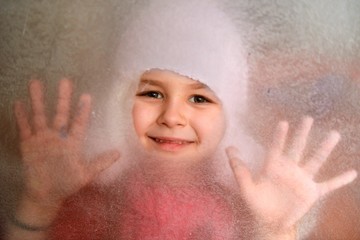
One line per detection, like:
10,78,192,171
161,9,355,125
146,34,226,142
141,151,201,168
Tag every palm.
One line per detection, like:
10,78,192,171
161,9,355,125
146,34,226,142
14,79,119,206
227,118,357,232
244,156,319,229
21,130,86,204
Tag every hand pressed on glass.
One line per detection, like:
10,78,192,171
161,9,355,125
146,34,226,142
227,117,357,237
13,79,120,222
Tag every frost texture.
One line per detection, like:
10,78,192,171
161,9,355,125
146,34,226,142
0,0,359,239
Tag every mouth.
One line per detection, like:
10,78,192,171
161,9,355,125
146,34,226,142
148,136,195,151
150,137,193,144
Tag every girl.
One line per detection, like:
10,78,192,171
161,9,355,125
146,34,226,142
5,1,357,239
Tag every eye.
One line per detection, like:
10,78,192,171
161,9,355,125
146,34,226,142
137,91,163,99
189,95,211,103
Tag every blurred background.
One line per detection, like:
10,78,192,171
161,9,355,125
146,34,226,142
0,0,359,239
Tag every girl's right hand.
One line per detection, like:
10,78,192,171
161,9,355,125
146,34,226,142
14,79,120,216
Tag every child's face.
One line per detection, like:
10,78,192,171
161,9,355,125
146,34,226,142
132,69,226,164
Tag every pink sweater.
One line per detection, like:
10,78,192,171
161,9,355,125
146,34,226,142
50,174,239,239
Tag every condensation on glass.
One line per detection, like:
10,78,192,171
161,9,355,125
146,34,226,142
0,1,359,239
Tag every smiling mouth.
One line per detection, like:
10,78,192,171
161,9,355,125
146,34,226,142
148,136,194,145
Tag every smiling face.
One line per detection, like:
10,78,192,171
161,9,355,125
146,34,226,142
132,69,226,165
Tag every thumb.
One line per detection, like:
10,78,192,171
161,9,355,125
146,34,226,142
88,149,120,177
226,146,254,195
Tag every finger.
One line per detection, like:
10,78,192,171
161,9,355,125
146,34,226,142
303,131,340,176
267,121,289,162
87,150,120,178
286,116,313,163
14,101,32,140
29,80,47,132
318,170,357,196
69,94,91,140
53,79,73,131
226,147,254,195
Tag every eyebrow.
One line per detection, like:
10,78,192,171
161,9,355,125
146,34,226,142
139,79,211,90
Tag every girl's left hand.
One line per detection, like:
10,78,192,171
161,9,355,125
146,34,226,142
226,117,357,238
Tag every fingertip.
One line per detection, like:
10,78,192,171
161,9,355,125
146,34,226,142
338,169,358,187
349,169,358,181
225,146,239,159
60,77,70,83
329,130,341,142
303,115,314,125
225,147,245,172
102,149,121,164
60,77,72,82
111,150,121,161
29,78,37,84
103,151,121,171
28,79,45,99
59,78,73,88
337,169,358,190
80,94,92,104
29,79,42,87
90,150,121,175
277,120,289,131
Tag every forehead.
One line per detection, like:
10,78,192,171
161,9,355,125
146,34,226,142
139,69,211,91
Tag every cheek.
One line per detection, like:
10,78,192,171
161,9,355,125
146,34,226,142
194,109,226,145
211,114,226,143
132,102,157,136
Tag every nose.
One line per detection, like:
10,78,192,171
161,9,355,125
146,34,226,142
157,99,187,128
